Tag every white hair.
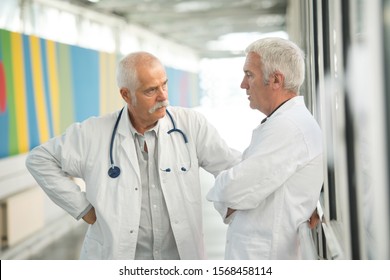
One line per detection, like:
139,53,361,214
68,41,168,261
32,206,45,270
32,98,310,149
116,52,162,101
245,37,305,93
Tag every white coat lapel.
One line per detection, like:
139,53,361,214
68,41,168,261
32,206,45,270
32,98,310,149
115,107,141,183
157,113,171,172
157,109,191,173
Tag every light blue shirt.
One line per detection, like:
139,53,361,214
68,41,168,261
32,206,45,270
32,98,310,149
131,123,180,260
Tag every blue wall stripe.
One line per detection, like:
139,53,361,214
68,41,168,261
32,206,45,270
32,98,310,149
0,105,8,158
22,34,40,150
167,67,179,106
0,31,9,158
71,46,100,122
40,38,54,138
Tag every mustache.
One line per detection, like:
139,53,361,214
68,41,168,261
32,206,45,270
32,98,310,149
148,100,170,114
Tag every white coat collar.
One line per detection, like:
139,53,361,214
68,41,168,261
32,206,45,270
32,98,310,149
113,105,172,177
262,96,303,124
116,105,169,138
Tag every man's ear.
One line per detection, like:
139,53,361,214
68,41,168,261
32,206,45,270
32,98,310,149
120,88,131,103
271,72,284,90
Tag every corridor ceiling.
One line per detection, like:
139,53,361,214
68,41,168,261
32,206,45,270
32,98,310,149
69,0,288,58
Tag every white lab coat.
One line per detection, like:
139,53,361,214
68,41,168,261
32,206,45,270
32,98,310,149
26,106,241,259
207,97,323,259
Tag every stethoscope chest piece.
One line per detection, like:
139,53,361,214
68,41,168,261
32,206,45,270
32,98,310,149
108,108,124,179
108,166,121,178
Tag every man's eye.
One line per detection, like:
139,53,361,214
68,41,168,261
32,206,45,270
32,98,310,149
145,88,157,95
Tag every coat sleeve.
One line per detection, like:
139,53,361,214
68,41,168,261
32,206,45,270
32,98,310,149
206,117,309,210
25,122,92,220
183,110,241,220
191,110,241,176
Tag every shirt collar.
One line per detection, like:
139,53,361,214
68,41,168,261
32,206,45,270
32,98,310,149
127,112,160,137
261,96,296,124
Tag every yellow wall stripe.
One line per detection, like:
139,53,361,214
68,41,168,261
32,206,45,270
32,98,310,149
99,52,122,115
46,40,61,136
109,53,123,112
11,32,29,153
30,36,50,143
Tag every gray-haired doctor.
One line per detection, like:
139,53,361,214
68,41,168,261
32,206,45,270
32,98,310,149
207,37,323,260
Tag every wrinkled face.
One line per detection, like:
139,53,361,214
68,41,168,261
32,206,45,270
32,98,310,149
122,61,169,129
240,52,271,114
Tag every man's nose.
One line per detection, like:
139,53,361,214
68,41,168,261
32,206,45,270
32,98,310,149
240,78,247,89
156,87,168,100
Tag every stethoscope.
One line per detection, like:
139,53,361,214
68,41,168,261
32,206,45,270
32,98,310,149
108,107,190,178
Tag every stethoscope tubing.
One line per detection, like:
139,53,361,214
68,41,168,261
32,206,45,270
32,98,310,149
109,108,124,167
166,109,188,143
108,107,189,178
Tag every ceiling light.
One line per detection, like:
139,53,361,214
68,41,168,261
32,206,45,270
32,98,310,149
206,31,288,52
174,1,220,12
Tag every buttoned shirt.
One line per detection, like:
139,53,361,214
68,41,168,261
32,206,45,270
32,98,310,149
130,122,179,260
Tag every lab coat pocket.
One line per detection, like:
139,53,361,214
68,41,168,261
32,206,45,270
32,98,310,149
176,162,201,204
80,222,105,259
227,231,271,259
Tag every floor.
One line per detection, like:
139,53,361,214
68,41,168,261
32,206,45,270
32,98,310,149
27,223,88,260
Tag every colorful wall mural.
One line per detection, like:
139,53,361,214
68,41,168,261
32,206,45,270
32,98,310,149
0,29,200,159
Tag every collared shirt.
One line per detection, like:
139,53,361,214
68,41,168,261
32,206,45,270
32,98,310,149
129,122,180,260
261,98,293,124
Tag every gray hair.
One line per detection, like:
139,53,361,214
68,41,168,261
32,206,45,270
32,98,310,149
245,37,305,93
116,52,162,100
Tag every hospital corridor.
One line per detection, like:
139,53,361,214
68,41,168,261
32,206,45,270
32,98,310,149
2,0,390,264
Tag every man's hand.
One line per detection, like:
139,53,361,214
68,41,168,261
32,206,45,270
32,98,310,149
82,207,96,224
226,208,236,218
308,209,320,229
